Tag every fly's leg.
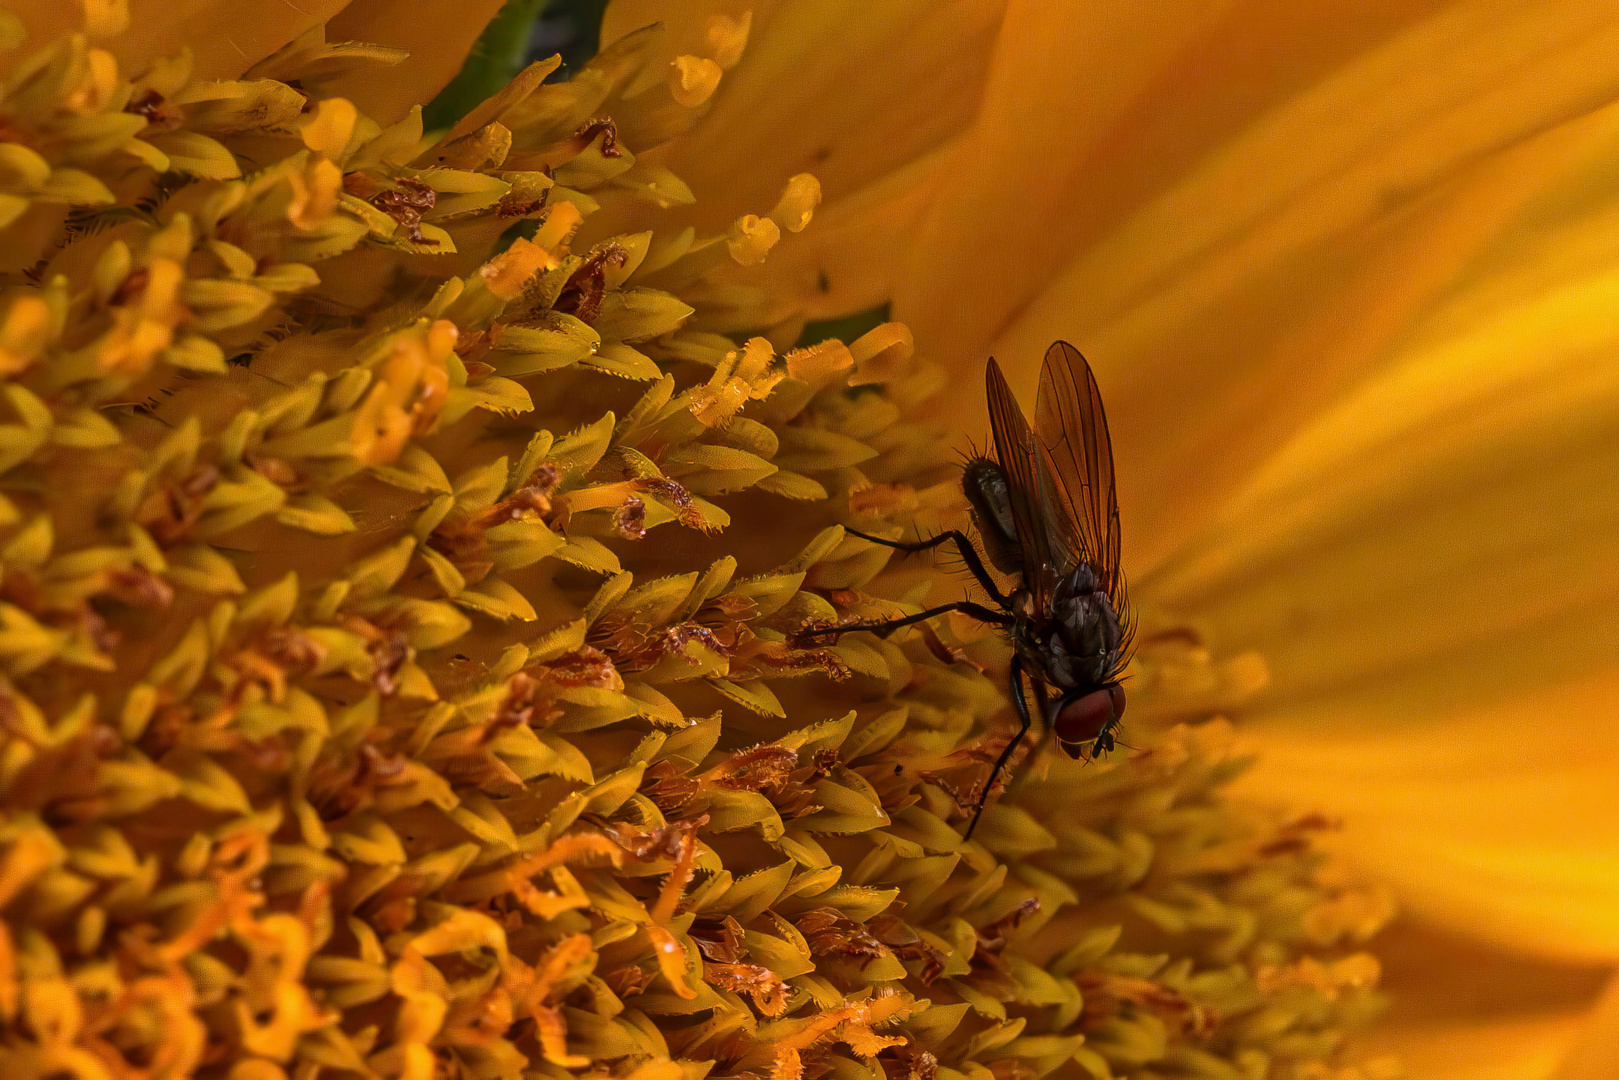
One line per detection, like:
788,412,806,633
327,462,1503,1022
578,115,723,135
845,527,1010,606
1095,720,1138,754
1030,676,1051,733
795,600,1011,644
965,654,1033,840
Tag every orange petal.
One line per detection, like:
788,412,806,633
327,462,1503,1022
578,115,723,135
1376,1013,1589,1080
756,143,950,321
905,0,1619,380
6,0,349,80
1555,972,1619,1080
596,0,1003,312
1233,670,1619,962
1136,150,1619,689
1362,920,1615,1078
323,0,508,124
1008,103,1618,575
923,1,1619,972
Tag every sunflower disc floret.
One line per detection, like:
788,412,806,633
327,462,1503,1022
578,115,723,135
0,10,1391,1080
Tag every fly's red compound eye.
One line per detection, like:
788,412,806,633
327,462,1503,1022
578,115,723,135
1108,683,1126,720
1053,687,1116,753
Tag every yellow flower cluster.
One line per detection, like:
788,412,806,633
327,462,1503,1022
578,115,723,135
0,9,1392,1080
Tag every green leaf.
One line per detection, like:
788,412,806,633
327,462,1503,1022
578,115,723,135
423,0,553,131
796,303,891,349
535,0,609,79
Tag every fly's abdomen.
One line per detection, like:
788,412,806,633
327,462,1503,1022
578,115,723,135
962,458,1023,576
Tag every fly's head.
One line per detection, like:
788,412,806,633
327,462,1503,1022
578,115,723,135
1050,681,1126,760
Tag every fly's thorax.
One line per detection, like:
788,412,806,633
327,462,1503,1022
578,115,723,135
1039,565,1123,689
961,458,1022,576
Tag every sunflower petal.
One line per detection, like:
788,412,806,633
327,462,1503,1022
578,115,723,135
323,0,509,124
7,0,349,80
1361,922,1615,1079
1233,670,1619,961
908,0,1619,377
595,0,1003,314
1555,973,1619,1080
1158,155,1619,955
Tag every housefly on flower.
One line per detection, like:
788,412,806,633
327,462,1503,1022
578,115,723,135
799,341,1133,838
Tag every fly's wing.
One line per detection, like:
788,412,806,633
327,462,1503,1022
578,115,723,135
985,357,1058,606
1034,341,1125,607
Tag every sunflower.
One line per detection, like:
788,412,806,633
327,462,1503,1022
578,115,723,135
614,2,1619,1075
0,1,1605,1079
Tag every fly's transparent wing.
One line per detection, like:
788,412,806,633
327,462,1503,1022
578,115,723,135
985,357,1057,606
1033,341,1125,608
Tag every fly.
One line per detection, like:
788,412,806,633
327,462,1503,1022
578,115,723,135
799,341,1133,839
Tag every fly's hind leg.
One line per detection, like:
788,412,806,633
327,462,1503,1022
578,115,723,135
845,527,1010,606
795,600,1011,645
965,654,1033,840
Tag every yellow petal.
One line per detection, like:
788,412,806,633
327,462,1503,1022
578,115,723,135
596,0,1002,287
975,104,1613,586
1377,1013,1588,1080
903,0,1619,981
5,0,348,80
83,0,129,38
1234,671,1619,961
321,0,508,124
1138,154,1619,677
1161,203,1619,956
1361,920,1615,1078
1555,973,1619,1080
753,147,944,320
903,0,1619,376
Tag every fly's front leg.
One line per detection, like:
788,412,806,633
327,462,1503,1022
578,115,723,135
965,654,1033,840
1030,676,1051,735
845,527,1010,607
